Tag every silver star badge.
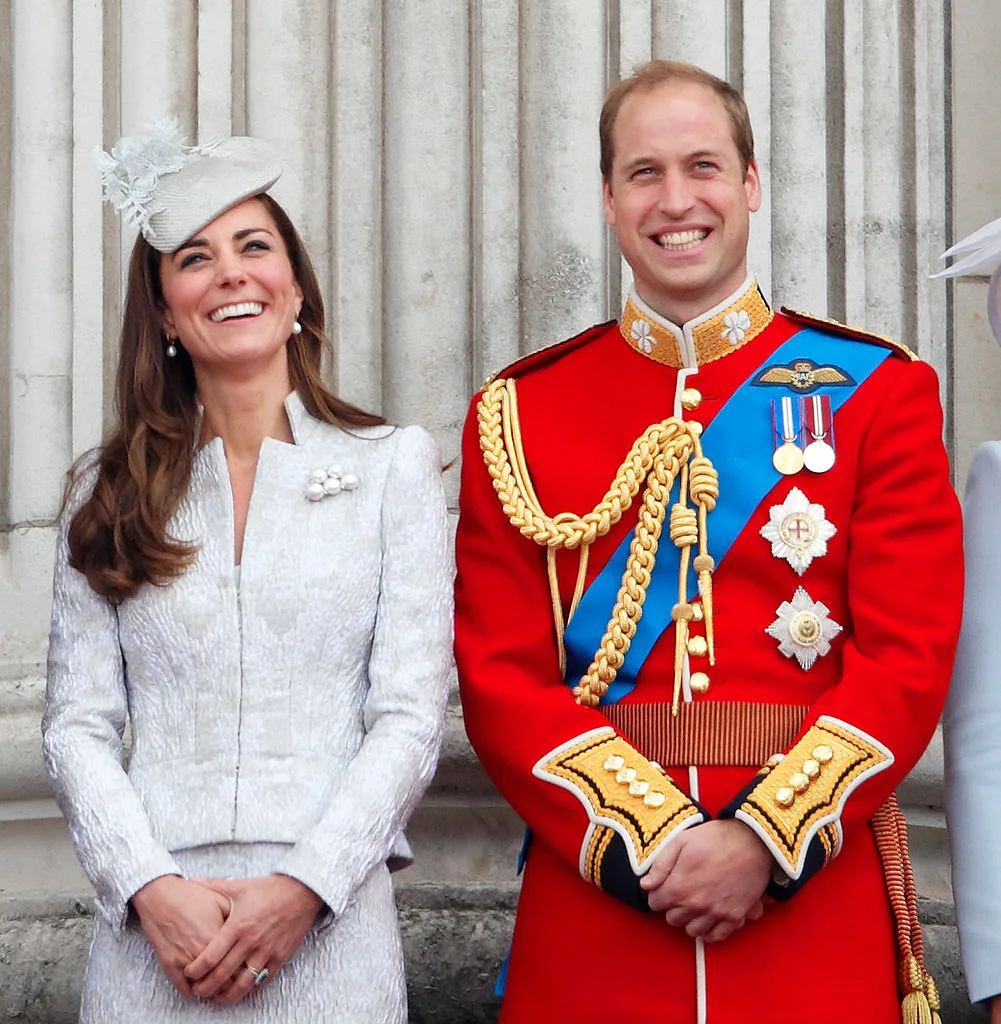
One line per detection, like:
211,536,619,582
759,487,837,576
766,587,843,670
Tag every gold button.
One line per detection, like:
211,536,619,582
689,672,710,694
615,767,637,784
802,759,820,779
628,779,650,796
691,603,704,622
603,755,625,772
812,745,834,764
687,635,708,658
681,387,702,411
775,787,795,808
644,791,666,808
689,421,704,437
789,772,810,793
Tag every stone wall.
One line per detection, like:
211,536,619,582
1,1,997,1019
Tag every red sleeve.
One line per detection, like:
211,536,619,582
721,360,963,895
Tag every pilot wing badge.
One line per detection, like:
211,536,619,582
752,359,855,394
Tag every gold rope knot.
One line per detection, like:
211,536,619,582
669,505,699,547
688,456,719,510
477,378,718,708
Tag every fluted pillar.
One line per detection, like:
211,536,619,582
0,1,978,1019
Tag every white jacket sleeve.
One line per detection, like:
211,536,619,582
944,440,1001,1004
279,425,453,914
42,468,181,933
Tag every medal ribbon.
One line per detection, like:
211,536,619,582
804,393,832,440
563,328,892,703
778,396,800,443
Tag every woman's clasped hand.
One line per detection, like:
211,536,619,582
132,873,323,1004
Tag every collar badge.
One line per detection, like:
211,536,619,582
631,318,656,354
721,309,752,345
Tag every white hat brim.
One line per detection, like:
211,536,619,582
146,137,282,253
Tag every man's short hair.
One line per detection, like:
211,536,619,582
600,61,755,182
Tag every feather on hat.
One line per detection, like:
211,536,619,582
95,117,282,253
933,216,1001,344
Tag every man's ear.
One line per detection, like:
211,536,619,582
744,159,762,214
602,178,616,228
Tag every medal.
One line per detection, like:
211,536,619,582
771,397,804,475
773,443,805,475
802,394,835,473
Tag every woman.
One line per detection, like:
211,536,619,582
940,214,1001,1018
43,120,452,1022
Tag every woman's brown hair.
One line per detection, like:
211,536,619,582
67,193,385,604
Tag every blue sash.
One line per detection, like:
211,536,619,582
562,328,892,703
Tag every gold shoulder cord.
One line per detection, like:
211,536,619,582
477,377,719,713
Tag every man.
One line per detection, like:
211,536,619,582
455,61,961,1023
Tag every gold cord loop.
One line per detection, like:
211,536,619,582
477,378,719,708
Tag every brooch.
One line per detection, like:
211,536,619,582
307,465,359,502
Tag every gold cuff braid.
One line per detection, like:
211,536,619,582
477,378,718,711
533,729,703,874
734,716,893,878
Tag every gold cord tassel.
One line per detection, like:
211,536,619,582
901,986,933,1023
924,970,941,1024
901,956,932,1024
671,603,693,715
871,797,940,1024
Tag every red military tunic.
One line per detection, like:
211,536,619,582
455,278,962,1024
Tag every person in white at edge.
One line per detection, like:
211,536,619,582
42,120,452,1022
942,214,1001,1022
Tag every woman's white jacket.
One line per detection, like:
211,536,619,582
43,393,453,935
945,440,1001,1003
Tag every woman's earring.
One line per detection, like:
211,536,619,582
165,336,177,358
291,320,302,335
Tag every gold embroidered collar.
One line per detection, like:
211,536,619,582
620,277,773,368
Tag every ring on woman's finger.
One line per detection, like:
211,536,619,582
243,962,270,986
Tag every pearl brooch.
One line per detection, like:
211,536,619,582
307,465,360,501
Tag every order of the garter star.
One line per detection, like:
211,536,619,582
759,487,837,576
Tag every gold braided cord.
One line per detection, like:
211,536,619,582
481,378,688,549
477,377,719,708
871,795,940,1024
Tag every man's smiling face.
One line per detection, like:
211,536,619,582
602,80,761,325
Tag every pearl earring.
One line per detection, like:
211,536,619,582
291,320,302,335
165,337,177,358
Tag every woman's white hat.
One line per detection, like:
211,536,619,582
95,117,282,253
933,216,1001,344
